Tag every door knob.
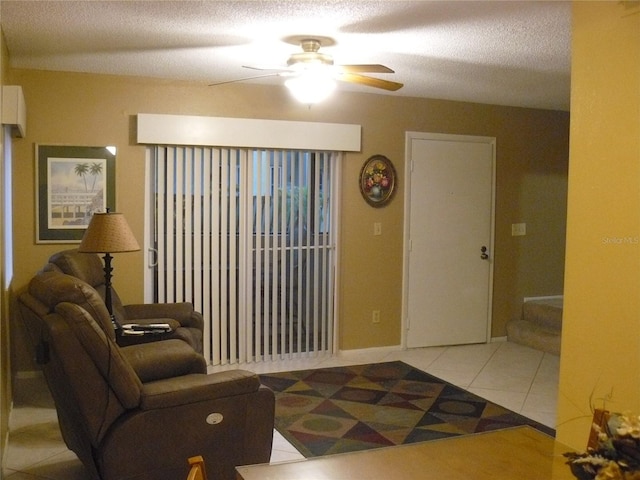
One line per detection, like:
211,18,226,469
480,246,489,260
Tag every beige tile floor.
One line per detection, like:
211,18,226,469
3,341,559,479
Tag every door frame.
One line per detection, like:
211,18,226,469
401,131,496,348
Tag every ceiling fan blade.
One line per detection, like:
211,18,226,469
338,73,404,91
337,64,395,74
208,72,285,87
242,64,290,72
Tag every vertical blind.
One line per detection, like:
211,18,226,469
148,146,338,365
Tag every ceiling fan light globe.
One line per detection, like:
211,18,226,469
285,74,336,104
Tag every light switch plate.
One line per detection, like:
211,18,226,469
511,223,526,236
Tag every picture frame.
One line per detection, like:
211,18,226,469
36,144,116,243
359,154,397,207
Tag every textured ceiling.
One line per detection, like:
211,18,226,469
0,1,571,110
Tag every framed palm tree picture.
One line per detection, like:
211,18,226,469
36,145,116,243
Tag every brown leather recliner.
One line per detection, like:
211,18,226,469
46,249,204,353
18,271,275,480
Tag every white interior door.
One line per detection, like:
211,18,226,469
404,132,495,348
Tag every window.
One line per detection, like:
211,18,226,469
147,146,339,364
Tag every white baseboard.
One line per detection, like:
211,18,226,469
14,370,43,380
336,345,402,357
337,339,507,355
523,295,563,302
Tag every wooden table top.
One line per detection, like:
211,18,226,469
236,426,575,480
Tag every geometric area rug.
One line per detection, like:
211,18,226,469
259,361,555,458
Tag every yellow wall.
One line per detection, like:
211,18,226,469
7,66,568,373
0,27,10,471
556,1,640,448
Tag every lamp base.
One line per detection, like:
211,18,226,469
102,252,123,335
110,315,123,335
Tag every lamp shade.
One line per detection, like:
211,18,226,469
78,212,140,253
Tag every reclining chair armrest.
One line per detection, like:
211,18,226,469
140,370,263,410
99,379,275,480
121,317,181,331
121,340,207,383
124,303,204,331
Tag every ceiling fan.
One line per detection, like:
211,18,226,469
210,36,403,103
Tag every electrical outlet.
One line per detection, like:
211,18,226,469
372,310,381,323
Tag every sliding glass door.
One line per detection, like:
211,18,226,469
146,146,339,365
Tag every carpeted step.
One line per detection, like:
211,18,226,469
506,319,561,355
521,298,563,331
506,297,563,355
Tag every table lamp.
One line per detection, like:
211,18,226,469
78,210,140,331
